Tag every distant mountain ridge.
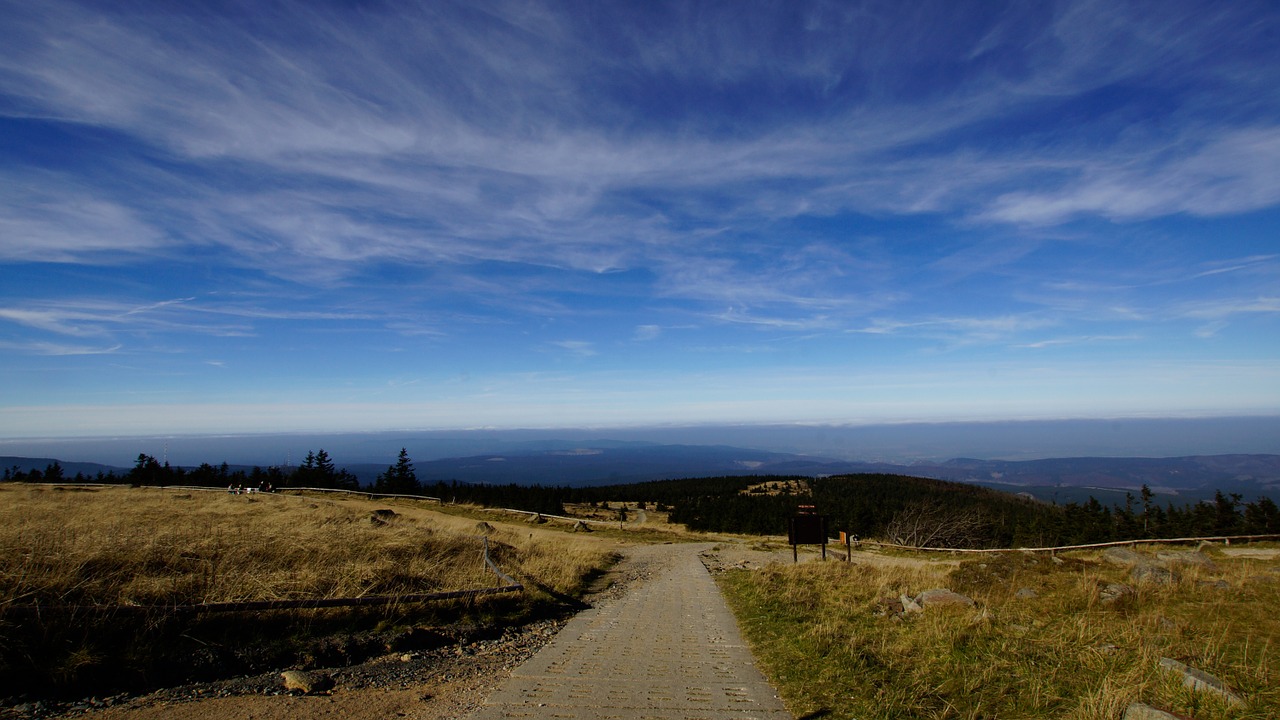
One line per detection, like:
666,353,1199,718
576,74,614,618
6,448,1280,503
364,446,1280,502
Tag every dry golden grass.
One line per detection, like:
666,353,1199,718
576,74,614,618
719,545,1280,720
0,485,611,607
0,484,617,696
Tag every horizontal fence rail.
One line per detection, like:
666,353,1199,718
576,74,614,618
860,533,1280,555
497,507,615,526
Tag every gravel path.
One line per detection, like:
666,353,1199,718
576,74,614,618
466,542,791,720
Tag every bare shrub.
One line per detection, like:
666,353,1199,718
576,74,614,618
884,500,991,548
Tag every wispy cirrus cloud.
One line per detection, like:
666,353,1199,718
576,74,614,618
1015,335,1140,349
3,0,1275,301
0,339,122,356
2,1,1278,432
982,127,1280,225
1182,297,1280,320
549,340,597,357
854,314,1055,343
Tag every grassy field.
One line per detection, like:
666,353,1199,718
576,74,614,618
0,484,617,698
718,545,1279,720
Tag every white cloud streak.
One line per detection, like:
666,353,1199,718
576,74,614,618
0,0,1276,422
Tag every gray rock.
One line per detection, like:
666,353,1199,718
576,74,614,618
281,669,335,694
1124,702,1192,720
1015,587,1038,599
1157,551,1218,571
572,521,593,532
1158,657,1245,706
899,593,923,613
1103,547,1147,566
1131,563,1174,584
1100,582,1133,603
474,521,496,534
878,596,904,617
915,588,976,608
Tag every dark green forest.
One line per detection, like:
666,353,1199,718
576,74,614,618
562,473,1280,547
6,457,1279,549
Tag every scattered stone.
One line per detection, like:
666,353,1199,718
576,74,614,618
571,521,593,532
878,596,904,617
899,593,923,613
280,669,335,695
1158,657,1245,706
1157,551,1218,571
370,508,397,525
1100,583,1134,604
387,626,450,652
1131,563,1175,584
915,588,975,608
1015,587,1038,599
474,521,496,534
1197,579,1230,590
526,513,546,524
1124,702,1194,720
1051,555,1065,565
1104,547,1147,566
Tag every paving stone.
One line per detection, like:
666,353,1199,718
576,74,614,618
467,543,791,720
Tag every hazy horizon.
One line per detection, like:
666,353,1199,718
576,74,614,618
4,416,1279,469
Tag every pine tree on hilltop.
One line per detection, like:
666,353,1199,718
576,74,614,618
291,448,358,490
375,448,420,494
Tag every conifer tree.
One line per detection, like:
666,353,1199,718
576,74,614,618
375,448,419,494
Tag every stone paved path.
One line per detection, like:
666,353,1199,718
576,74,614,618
466,543,792,720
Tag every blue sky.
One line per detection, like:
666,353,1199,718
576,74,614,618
1,0,1278,438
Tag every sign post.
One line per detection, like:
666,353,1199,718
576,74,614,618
788,505,829,562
